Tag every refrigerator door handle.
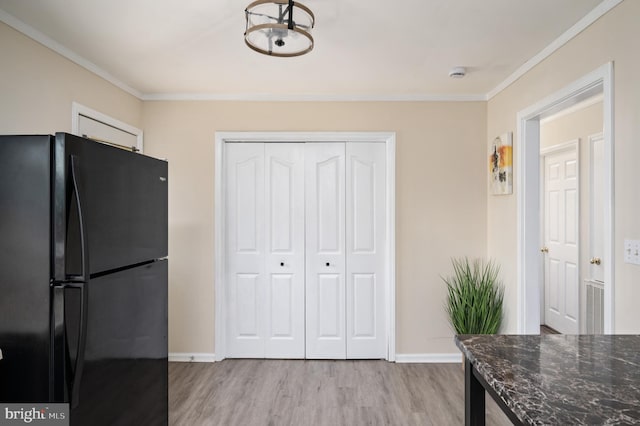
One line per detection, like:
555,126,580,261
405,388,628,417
64,281,88,409
65,154,89,408
69,155,90,282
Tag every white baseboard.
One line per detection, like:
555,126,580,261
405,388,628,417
395,353,462,363
168,353,216,363
168,352,461,363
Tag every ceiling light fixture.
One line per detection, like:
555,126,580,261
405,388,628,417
244,0,315,57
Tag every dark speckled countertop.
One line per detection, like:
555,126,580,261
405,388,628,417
455,334,640,425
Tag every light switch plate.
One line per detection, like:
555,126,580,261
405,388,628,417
624,239,640,265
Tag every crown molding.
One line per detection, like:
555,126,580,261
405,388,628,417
486,0,624,100
140,92,487,102
2,0,622,103
0,8,143,99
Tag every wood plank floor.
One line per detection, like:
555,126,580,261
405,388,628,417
169,360,512,425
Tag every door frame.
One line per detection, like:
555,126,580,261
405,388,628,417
588,132,605,286
71,101,144,152
539,140,580,332
213,132,397,361
516,62,614,334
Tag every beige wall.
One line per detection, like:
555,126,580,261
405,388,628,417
142,101,488,355
487,0,640,333
540,101,603,150
5,0,637,357
540,101,603,331
0,22,142,134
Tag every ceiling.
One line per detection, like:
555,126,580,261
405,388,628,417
0,0,609,100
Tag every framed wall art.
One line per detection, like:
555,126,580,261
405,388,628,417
489,132,513,195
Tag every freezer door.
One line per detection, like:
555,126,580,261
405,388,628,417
0,135,53,402
65,260,168,425
53,133,168,279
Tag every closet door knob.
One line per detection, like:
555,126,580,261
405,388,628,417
325,262,330,267
280,262,284,267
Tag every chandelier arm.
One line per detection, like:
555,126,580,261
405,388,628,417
287,0,294,30
278,3,288,25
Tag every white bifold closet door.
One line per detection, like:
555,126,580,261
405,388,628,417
225,143,305,358
226,141,386,359
305,142,386,359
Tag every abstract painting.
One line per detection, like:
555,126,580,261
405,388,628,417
489,132,513,195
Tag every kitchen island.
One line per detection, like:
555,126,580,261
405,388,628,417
455,334,640,425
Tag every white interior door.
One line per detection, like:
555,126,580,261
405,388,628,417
543,146,579,334
346,143,386,359
264,143,305,358
226,143,305,358
225,143,266,357
589,133,605,283
305,143,347,359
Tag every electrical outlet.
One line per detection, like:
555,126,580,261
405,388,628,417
624,239,640,265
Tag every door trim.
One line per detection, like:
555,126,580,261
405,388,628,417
588,132,605,285
540,139,580,157
71,102,144,152
516,62,614,334
214,132,396,361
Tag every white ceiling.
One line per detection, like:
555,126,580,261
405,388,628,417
0,0,611,100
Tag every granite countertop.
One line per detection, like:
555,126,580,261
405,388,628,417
455,334,640,425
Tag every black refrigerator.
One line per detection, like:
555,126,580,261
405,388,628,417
0,133,168,425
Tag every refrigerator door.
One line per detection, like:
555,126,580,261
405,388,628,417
53,133,168,279
0,135,53,402
65,260,168,426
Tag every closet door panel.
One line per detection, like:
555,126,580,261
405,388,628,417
305,143,346,359
265,143,305,358
346,142,386,359
225,143,266,357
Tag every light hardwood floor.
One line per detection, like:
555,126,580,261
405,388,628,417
169,360,512,425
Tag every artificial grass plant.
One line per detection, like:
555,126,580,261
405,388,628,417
443,257,504,335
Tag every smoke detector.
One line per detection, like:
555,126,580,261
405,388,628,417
449,67,466,78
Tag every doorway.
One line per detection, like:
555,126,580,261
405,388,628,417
539,95,604,334
516,63,614,334
214,132,397,361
